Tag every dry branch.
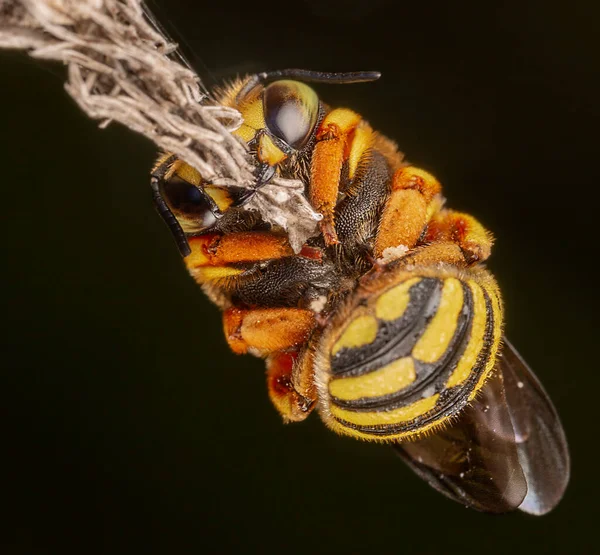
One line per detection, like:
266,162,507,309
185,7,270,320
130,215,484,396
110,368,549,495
0,0,321,251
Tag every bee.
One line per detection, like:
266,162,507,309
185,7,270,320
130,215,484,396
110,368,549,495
150,66,570,514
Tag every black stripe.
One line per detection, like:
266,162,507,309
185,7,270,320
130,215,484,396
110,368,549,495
434,287,496,410
331,278,440,376
332,281,474,412
334,285,497,437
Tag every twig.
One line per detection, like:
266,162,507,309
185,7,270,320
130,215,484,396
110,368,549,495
0,0,321,251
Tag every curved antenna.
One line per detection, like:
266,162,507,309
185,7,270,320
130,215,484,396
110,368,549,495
150,177,191,257
236,69,381,103
150,157,191,257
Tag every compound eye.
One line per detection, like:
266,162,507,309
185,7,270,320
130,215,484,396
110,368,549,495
161,176,218,233
263,80,319,149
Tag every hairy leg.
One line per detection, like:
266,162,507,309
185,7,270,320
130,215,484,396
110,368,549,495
374,166,443,258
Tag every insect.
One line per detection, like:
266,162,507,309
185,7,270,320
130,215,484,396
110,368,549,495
145,10,569,515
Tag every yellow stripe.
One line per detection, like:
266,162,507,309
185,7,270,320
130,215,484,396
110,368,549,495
375,278,420,321
204,185,233,211
331,394,439,426
329,357,415,401
258,134,286,165
446,282,487,388
470,283,503,398
234,98,265,142
412,278,463,364
347,124,374,179
175,162,202,186
332,315,378,355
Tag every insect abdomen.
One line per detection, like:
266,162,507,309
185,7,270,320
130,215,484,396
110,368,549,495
315,265,503,441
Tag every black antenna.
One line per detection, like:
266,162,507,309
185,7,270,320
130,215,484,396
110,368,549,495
151,177,191,257
236,69,381,102
150,157,191,257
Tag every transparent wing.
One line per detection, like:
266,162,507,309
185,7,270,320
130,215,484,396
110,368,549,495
393,338,569,514
500,338,570,514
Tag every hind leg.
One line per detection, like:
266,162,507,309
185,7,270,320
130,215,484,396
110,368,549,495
374,166,443,258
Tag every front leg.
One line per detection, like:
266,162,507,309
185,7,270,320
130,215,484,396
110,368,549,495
309,108,363,245
185,231,294,282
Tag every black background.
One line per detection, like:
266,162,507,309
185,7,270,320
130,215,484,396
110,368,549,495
1,0,599,553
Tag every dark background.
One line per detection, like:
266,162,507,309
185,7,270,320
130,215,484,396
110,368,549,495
1,0,598,553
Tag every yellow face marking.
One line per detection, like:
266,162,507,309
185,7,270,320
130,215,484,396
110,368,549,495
331,394,439,426
175,162,202,186
258,134,287,166
204,185,233,212
332,315,378,355
446,282,486,388
347,124,374,179
375,278,421,321
412,278,463,364
234,98,265,142
329,357,416,401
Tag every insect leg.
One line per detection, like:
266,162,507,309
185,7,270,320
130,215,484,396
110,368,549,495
374,167,442,258
185,232,295,282
223,307,315,356
266,349,317,422
310,108,363,245
424,209,494,264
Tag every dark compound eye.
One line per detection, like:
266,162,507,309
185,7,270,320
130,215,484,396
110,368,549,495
161,176,218,233
263,80,319,149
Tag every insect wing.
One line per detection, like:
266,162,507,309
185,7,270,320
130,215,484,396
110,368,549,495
393,338,569,514
393,361,528,513
500,339,570,515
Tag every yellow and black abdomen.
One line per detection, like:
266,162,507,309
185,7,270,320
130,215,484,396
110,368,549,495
314,264,503,441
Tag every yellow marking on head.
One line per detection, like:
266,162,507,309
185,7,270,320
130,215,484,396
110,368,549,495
331,394,439,426
175,162,202,186
235,125,257,143
258,134,287,166
204,185,233,212
375,278,420,321
446,282,487,388
193,266,243,281
329,357,416,401
234,98,265,142
412,278,464,364
347,124,374,179
332,315,378,355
